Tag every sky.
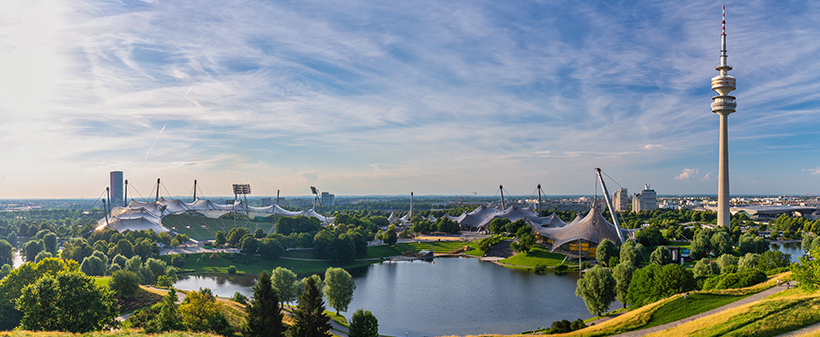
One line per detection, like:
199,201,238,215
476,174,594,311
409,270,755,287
1,0,819,199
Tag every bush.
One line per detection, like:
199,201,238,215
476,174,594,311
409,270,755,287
227,265,237,275
534,264,548,274
702,269,768,290
231,292,247,305
555,264,568,273
110,270,141,297
171,255,185,268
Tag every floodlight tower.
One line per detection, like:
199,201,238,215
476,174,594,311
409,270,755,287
310,186,320,209
711,6,737,227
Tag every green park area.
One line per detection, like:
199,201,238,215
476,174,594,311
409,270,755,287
499,245,577,270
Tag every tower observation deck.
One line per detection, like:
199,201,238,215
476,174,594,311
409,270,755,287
712,6,736,227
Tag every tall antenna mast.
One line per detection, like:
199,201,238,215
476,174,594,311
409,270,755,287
124,179,128,206
155,178,161,202
193,179,197,202
537,184,543,216
711,5,737,227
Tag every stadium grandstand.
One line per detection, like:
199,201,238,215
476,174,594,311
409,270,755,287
96,197,334,239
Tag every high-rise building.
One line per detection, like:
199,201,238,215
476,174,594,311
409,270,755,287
632,184,657,212
261,197,272,207
711,6,737,227
321,192,335,206
110,171,123,207
613,188,629,212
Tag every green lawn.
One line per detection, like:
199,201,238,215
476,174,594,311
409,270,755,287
499,246,576,267
643,292,750,328
94,276,111,288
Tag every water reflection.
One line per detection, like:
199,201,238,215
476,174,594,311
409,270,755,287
771,242,803,263
173,257,613,336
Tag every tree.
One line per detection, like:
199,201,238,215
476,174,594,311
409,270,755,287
16,271,118,333
0,240,13,267
348,309,379,337
324,267,356,315
596,239,618,267
259,237,285,259
245,271,285,337
612,262,636,308
215,231,226,247
241,235,259,254
575,265,616,316
716,254,739,274
43,232,58,255
626,264,696,307
147,287,184,332
382,225,398,245
758,250,791,272
80,255,107,276
619,240,643,267
271,267,299,307
117,239,134,258
228,228,250,247
254,228,267,239
110,270,140,297
693,258,720,278
22,239,45,262
179,288,230,334
291,276,331,337
738,253,759,271
711,232,734,256
649,246,672,265
511,227,535,253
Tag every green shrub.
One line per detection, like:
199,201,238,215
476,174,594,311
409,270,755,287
535,264,548,274
702,269,767,290
227,265,237,275
231,292,247,305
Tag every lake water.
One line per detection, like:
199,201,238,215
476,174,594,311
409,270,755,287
770,242,804,263
175,257,611,336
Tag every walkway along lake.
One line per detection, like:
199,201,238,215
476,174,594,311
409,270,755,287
175,257,612,336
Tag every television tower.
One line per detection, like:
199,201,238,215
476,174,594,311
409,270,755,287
711,6,737,227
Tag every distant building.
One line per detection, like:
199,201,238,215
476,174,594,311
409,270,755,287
632,184,658,212
110,171,123,207
261,197,272,206
613,188,629,212
275,197,286,205
321,192,335,206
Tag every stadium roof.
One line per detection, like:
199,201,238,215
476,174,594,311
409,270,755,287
97,197,334,234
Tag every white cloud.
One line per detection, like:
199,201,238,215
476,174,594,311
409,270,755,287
675,168,699,180
805,167,820,176
703,172,712,180
297,171,319,185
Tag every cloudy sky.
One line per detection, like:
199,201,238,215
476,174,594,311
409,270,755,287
1,0,819,199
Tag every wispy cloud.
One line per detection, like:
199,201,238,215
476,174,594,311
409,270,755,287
805,167,820,176
1,0,820,197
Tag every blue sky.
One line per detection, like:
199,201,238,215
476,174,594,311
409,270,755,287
1,0,819,199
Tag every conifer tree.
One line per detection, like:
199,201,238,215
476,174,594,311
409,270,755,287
245,271,284,337
291,276,332,337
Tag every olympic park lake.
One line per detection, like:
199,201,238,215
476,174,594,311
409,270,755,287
172,242,807,336
175,257,605,336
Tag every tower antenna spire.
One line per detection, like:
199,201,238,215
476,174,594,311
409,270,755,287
711,5,737,228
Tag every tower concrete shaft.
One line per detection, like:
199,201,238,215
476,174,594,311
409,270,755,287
711,6,736,227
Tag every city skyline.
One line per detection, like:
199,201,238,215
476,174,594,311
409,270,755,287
1,1,819,199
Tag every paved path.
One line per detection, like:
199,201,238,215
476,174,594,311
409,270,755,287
778,321,820,337
615,284,791,337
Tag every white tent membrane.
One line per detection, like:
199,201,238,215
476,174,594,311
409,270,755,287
98,197,334,233
536,205,625,252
